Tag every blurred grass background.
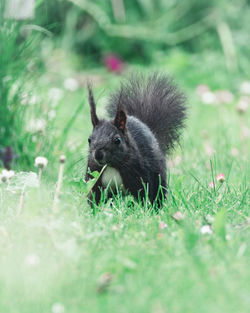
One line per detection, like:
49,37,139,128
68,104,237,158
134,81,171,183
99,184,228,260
0,0,250,172
0,2,249,313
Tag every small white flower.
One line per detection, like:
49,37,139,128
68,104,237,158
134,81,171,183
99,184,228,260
25,254,40,267
67,140,79,152
0,169,15,183
48,110,56,120
31,135,37,143
196,84,210,96
200,225,213,235
206,214,214,223
7,171,39,190
59,155,66,163
209,182,214,188
204,143,215,157
48,88,64,106
35,156,48,169
201,91,217,105
240,81,250,95
6,170,15,179
51,302,65,313
216,173,225,183
159,222,168,229
111,225,119,231
215,90,234,104
237,97,249,114
63,78,79,92
27,118,46,133
29,95,38,105
173,211,184,221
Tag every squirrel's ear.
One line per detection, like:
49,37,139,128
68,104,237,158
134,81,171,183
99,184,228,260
114,110,127,131
87,83,99,128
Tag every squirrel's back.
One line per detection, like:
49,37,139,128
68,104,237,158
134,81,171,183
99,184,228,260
107,73,186,153
126,115,164,172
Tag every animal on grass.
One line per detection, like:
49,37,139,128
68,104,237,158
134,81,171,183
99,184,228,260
85,73,186,208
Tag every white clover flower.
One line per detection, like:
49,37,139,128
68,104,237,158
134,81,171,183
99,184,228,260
204,143,215,157
24,254,40,267
237,97,249,114
48,88,64,106
196,84,210,96
51,302,65,313
216,173,225,183
206,214,214,223
159,222,168,229
240,81,250,95
29,95,39,105
48,110,56,120
0,169,15,183
173,211,184,221
209,182,214,189
200,225,213,235
111,225,119,231
35,156,48,169
67,140,79,152
27,118,46,133
201,91,217,105
5,169,15,179
63,77,79,91
215,90,234,104
7,171,39,191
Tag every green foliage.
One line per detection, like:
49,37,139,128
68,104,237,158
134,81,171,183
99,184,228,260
213,209,226,240
1,0,250,169
0,15,46,167
31,0,250,71
0,43,249,311
0,3,250,310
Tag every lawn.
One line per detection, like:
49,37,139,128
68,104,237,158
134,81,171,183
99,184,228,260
0,44,249,313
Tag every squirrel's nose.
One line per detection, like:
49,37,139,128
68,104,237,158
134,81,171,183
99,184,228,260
95,149,104,163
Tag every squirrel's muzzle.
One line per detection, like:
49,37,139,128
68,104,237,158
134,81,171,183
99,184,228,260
94,149,105,165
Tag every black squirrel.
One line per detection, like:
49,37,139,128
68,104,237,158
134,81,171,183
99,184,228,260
85,73,186,207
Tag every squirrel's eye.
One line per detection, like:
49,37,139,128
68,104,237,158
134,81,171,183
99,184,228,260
88,138,91,144
114,137,121,145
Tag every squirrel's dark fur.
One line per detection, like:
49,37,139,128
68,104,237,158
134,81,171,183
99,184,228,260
85,73,186,207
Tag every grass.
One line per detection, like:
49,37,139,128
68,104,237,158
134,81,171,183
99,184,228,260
0,49,250,313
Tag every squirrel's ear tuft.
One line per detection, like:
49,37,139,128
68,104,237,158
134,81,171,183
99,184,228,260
87,83,99,128
114,110,127,131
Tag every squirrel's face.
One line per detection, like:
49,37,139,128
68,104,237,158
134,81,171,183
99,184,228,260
87,84,128,168
88,120,128,168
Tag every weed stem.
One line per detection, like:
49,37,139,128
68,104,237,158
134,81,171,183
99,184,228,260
52,155,66,212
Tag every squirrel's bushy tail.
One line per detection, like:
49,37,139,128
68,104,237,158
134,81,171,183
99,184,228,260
107,73,187,153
